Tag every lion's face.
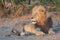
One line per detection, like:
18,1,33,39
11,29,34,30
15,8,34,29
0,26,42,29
31,6,46,25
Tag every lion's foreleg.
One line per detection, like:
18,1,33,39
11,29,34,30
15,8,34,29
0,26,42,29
34,31,45,36
23,24,45,36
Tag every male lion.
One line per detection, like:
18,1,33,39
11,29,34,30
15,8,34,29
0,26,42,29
8,5,54,36
31,5,54,34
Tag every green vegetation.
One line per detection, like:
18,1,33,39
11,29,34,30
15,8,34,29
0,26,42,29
0,0,59,10
13,0,26,5
54,0,60,12
12,0,60,12
0,0,60,15
40,0,60,12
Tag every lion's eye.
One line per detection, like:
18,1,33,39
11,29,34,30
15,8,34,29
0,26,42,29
41,10,44,12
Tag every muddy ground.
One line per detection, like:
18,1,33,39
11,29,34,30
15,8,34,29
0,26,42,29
0,13,60,40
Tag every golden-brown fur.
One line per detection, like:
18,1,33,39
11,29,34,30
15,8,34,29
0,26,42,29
23,24,45,36
12,24,45,36
11,5,54,36
31,5,53,34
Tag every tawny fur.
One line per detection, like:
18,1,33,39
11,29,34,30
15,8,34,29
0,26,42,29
11,5,54,36
31,5,53,34
23,24,45,36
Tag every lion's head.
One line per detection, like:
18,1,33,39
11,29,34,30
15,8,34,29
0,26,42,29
31,5,50,25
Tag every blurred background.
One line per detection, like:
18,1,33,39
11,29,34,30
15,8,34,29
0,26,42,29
0,0,60,18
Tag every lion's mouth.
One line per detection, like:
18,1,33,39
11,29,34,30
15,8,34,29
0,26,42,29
32,21,37,24
31,19,37,24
